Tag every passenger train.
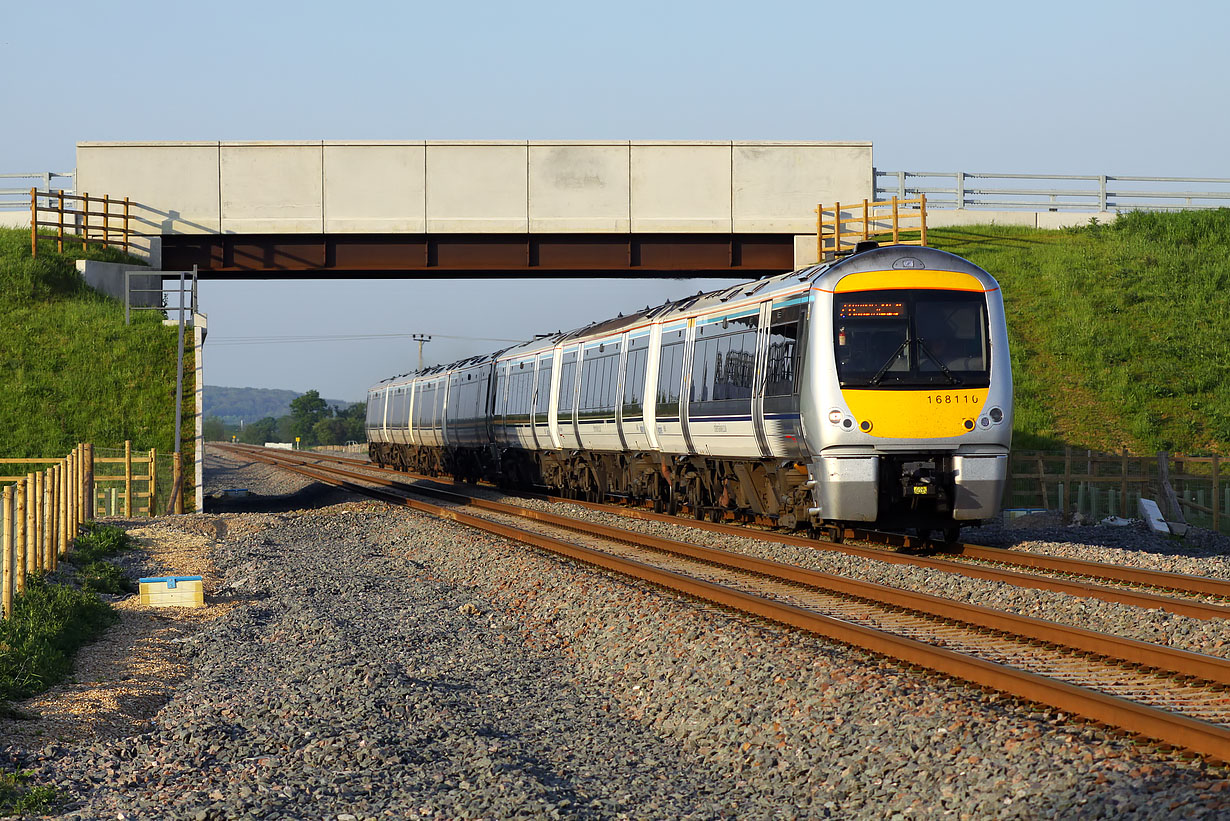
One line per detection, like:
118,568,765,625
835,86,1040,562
366,243,1012,540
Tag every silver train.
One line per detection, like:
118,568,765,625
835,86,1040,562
366,243,1012,539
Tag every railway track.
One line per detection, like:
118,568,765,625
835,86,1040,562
243,446,1230,620
217,443,1230,762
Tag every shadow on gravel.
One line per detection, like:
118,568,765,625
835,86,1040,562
205,483,362,514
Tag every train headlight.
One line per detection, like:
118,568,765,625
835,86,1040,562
841,417,854,430
859,420,872,432
828,409,843,425
979,416,991,429
989,406,1004,424
963,419,975,431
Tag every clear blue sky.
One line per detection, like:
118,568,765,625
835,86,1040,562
4,0,1227,401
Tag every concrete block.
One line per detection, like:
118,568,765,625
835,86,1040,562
630,142,731,232
324,142,426,233
220,142,323,233
923,209,1038,229
733,142,872,233
529,142,630,232
75,260,161,306
426,142,528,232
1138,498,1169,535
1035,210,1117,230
77,142,222,234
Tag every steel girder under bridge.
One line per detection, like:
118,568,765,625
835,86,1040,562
159,232,797,279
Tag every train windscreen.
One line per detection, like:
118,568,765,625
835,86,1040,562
834,289,989,388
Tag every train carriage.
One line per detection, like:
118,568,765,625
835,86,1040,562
367,243,1012,538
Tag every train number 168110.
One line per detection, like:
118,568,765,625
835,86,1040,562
928,394,980,405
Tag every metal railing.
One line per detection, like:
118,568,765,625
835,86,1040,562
0,171,73,211
126,266,198,325
875,170,1230,212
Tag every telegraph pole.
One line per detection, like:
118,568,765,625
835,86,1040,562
412,334,432,371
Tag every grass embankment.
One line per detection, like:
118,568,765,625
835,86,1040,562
0,228,194,463
924,210,1230,454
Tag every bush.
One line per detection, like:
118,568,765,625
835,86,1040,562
77,561,137,595
0,576,117,701
0,768,58,815
70,523,135,565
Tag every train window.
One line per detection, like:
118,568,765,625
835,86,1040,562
622,345,648,417
657,340,685,415
835,290,989,388
535,359,553,421
765,303,807,397
690,314,758,406
558,350,577,415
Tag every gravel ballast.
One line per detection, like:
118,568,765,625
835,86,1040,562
3,447,1227,818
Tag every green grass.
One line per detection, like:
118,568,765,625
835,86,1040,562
0,228,195,493
0,575,118,702
914,211,1230,454
0,768,58,816
69,524,139,594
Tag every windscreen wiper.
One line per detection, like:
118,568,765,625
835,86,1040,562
916,337,963,385
870,339,909,386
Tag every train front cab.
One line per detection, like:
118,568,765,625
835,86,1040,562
807,248,1012,534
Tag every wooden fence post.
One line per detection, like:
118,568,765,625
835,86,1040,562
29,187,37,257
85,443,95,521
149,447,157,517
25,472,36,575
124,440,133,517
15,479,26,594
34,471,44,572
2,485,13,617
1062,447,1072,522
170,452,183,515
76,444,85,528
68,447,77,541
1157,451,1187,525
1214,454,1221,534
59,459,69,558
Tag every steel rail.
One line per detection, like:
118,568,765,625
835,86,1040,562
262,446,1230,620
216,443,1230,761
228,446,1230,684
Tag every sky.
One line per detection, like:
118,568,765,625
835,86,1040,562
4,0,1228,401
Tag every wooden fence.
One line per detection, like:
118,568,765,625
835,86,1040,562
0,444,91,618
29,187,132,257
816,195,928,261
1005,449,1227,533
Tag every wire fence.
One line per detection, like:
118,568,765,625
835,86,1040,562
91,444,180,517
1005,449,1227,534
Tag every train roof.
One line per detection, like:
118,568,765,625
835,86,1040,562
367,244,999,391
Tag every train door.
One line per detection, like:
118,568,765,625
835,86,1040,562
532,353,554,450
678,319,698,455
751,302,774,458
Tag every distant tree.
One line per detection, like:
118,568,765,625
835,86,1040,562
239,416,279,445
312,416,351,446
337,402,367,442
289,389,331,445
203,415,227,442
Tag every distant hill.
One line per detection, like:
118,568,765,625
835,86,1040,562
205,386,358,424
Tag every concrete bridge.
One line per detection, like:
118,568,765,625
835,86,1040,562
75,140,873,278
